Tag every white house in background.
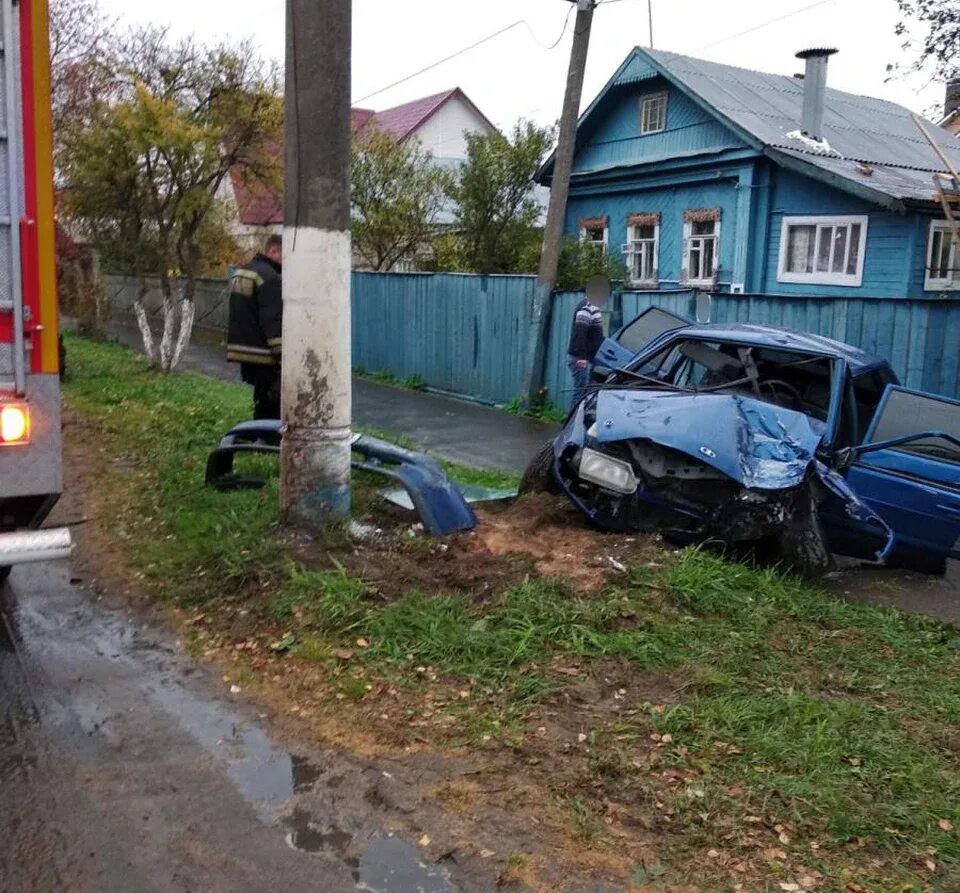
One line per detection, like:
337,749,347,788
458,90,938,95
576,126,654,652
221,88,500,260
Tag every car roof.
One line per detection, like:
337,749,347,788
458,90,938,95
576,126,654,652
668,322,887,375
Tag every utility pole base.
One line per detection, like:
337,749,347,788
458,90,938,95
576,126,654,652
280,426,352,525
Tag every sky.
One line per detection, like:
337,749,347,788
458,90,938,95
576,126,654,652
95,0,945,129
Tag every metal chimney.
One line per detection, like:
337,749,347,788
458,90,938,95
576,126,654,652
795,48,837,141
945,78,960,122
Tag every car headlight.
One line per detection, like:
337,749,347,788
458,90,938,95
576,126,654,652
578,447,638,495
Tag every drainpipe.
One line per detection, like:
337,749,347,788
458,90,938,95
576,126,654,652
795,47,837,141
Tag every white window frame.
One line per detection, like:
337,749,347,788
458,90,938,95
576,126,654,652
682,217,720,286
622,220,659,286
777,215,868,287
924,220,960,291
639,92,667,135
580,222,608,256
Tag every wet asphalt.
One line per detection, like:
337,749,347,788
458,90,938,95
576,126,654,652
0,560,462,893
102,322,558,475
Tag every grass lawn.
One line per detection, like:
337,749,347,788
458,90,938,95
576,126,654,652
63,333,960,891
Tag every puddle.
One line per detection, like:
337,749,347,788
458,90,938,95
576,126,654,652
356,836,457,893
5,567,462,892
283,806,352,855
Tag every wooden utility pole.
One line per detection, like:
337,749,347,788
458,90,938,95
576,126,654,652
280,0,353,525
522,0,596,406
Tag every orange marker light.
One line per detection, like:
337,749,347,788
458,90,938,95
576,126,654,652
0,404,29,444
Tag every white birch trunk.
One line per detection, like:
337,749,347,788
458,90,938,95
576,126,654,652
132,299,156,365
158,292,176,372
169,297,195,371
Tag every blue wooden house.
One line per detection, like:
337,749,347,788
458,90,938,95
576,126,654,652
537,47,960,300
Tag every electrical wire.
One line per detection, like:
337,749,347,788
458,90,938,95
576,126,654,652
353,10,575,105
697,0,838,52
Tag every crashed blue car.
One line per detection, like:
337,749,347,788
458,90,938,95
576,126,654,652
522,308,960,577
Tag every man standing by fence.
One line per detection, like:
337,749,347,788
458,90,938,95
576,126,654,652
226,235,284,419
566,279,607,408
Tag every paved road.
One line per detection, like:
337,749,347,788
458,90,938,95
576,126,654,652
103,323,557,475
0,560,465,893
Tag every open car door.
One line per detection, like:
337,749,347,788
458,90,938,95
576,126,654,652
591,306,691,381
839,386,960,572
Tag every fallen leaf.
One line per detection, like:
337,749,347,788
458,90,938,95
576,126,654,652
925,859,937,872
661,733,673,744
707,849,720,858
332,649,354,661
939,818,955,832
419,834,431,847
356,637,369,648
779,885,800,892
479,849,495,858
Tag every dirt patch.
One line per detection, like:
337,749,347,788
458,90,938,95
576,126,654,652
471,495,661,592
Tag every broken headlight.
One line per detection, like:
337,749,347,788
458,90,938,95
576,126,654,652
578,448,638,495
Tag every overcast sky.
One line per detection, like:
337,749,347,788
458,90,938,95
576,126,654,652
95,0,944,129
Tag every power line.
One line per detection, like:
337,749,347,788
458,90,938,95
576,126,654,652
698,0,838,52
353,11,575,106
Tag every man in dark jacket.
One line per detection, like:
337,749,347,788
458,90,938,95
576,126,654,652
227,234,283,419
567,293,605,408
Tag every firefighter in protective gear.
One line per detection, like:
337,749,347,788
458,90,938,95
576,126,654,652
227,235,283,419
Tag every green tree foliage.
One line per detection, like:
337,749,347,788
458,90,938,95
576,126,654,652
351,129,453,272
446,121,554,274
555,237,628,291
59,27,281,369
896,0,960,81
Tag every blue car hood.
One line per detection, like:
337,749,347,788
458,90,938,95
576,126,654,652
590,389,825,490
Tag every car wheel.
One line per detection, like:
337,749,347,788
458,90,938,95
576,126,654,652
0,565,10,586
777,483,832,579
519,441,557,495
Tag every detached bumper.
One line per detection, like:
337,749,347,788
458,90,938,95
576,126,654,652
0,527,73,566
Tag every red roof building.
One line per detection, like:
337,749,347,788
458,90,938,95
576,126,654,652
225,87,497,236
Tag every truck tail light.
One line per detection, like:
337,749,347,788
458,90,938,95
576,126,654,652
0,403,29,444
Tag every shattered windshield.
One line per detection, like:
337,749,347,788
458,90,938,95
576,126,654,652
617,338,835,418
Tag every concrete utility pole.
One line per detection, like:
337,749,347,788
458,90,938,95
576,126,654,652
522,0,596,406
280,0,353,525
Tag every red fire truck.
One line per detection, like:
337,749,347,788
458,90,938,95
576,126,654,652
0,0,70,582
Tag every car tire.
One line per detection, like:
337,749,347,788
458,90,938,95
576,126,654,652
0,565,10,586
519,441,557,495
777,483,832,579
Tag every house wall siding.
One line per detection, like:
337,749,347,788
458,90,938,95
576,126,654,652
761,168,919,298
566,174,742,288
413,96,494,160
573,86,747,174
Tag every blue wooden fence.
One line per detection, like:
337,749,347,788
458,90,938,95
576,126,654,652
104,273,960,408
352,272,960,409
351,272,534,405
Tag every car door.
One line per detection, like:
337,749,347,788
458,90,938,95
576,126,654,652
591,306,691,381
838,386,960,567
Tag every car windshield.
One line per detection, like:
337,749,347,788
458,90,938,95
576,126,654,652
616,338,835,419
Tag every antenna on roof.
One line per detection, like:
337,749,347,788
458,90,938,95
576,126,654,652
648,0,654,49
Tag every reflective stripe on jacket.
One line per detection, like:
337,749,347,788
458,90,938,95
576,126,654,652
226,254,282,366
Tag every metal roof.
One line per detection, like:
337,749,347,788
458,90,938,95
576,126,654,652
642,48,960,205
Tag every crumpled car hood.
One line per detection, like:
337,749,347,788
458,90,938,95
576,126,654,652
590,389,825,490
